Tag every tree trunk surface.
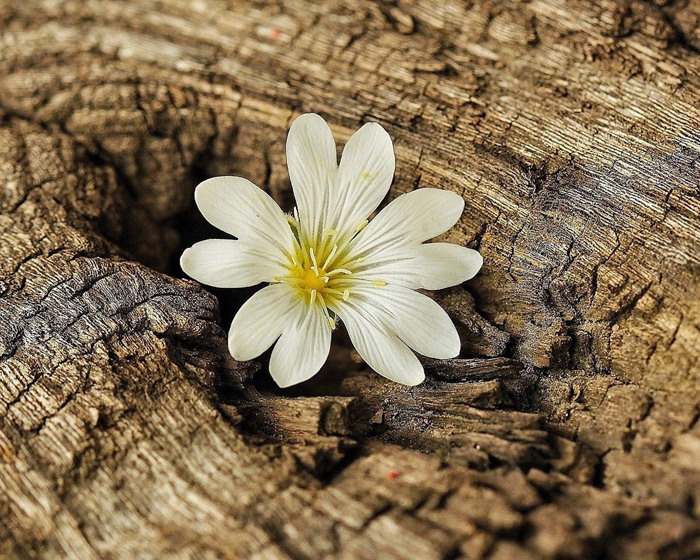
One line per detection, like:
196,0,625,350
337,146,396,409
1,1,699,558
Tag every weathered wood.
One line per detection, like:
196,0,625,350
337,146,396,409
1,0,699,558
422,357,522,382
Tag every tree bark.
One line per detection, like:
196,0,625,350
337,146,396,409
1,0,699,558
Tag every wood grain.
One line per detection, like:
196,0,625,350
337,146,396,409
1,0,698,558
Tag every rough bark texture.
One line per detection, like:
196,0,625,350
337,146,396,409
1,0,699,558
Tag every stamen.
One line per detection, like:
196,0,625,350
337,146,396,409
328,268,352,275
322,228,337,236
342,289,350,301
293,207,300,222
309,247,319,273
310,289,317,305
323,288,345,296
315,293,336,330
373,280,387,287
316,291,329,313
322,244,338,269
356,220,368,232
276,276,297,287
323,276,330,283
341,255,366,270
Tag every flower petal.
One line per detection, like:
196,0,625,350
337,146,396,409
349,251,420,288
348,188,465,261
228,283,300,361
286,113,337,239
195,176,295,257
336,301,425,386
413,243,483,290
346,285,460,359
181,239,286,288
328,122,394,233
350,242,482,290
268,303,331,388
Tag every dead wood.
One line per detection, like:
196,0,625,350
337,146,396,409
1,1,699,558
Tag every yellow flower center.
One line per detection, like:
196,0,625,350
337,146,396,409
299,266,328,292
275,216,384,329
285,243,351,306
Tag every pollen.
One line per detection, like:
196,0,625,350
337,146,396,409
372,280,387,287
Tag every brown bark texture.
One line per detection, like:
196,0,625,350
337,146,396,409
1,0,699,558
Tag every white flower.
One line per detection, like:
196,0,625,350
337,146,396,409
181,114,482,388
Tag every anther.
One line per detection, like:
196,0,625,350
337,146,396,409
355,220,368,232
322,228,337,236
372,280,387,287
342,289,350,301
322,244,338,269
310,289,317,305
309,247,319,271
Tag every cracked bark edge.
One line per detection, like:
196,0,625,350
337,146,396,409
1,1,699,558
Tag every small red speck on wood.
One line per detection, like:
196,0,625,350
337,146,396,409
270,28,281,38
387,470,399,480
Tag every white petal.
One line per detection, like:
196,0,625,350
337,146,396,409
268,303,331,388
195,176,295,257
336,301,424,386
347,285,460,359
414,243,483,290
348,188,465,261
327,122,394,233
350,242,482,290
228,284,300,361
286,113,337,239
349,250,421,288
181,239,285,288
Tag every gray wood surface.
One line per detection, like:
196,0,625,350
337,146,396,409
1,1,699,558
